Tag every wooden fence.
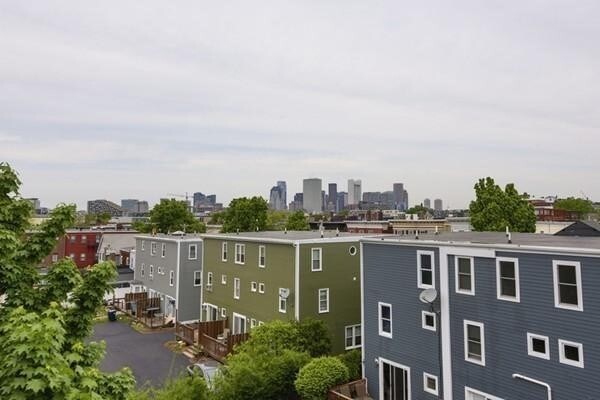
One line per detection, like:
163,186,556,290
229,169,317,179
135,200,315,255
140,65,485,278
200,332,250,363
328,379,370,400
110,293,168,329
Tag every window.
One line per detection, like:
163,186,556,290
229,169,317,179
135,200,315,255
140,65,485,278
251,281,257,292
169,271,174,286
251,319,257,328
527,333,549,360
311,248,322,271
258,245,266,267
221,242,228,261
141,240,145,251
559,339,584,368
278,288,287,313
455,256,474,295
234,278,241,299
206,272,213,287
189,244,197,260
69,253,75,259
235,244,245,264
150,242,157,256
465,387,503,400
161,243,166,257
149,265,154,280
378,302,392,338
464,320,485,365
258,283,265,293
51,254,58,262
80,253,86,261
349,246,357,256
140,263,145,277
423,373,438,396
81,235,87,243
70,235,75,243
422,311,436,331
553,260,583,311
318,288,329,313
221,274,227,285
345,325,361,349
221,308,227,318
496,257,520,302
417,250,435,289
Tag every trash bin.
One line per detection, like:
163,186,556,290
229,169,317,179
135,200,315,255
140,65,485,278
107,308,117,322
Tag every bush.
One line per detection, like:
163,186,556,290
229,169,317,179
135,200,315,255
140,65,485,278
337,349,362,381
127,375,209,400
295,357,349,400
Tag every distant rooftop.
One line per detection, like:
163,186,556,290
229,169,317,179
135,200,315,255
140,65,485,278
203,230,366,242
135,233,204,240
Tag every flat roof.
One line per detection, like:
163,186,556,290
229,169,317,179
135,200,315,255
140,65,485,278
362,231,600,254
203,230,366,243
135,233,204,241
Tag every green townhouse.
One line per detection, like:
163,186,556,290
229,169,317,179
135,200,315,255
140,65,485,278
201,231,364,354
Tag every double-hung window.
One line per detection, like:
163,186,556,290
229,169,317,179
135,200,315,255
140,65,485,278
553,260,583,311
278,288,287,313
222,242,228,261
150,242,157,256
169,271,174,286
251,281,257,292
378,302,392,338
417,250,435,289
235,244,245,264
233,278,241,299
140,263,145,277
149,265,154,280
258,245,266,268
206,272,213,288
496,257,520,302
161,243,166,257
189,244,197,260
311,248,322,271
193,271,201,286
345,325,361,349
141,240,145,251
464,320,485,365
456,256,474,295
221,274,227,285
318,288,329,313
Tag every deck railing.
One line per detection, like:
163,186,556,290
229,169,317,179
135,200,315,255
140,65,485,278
328,379,370,400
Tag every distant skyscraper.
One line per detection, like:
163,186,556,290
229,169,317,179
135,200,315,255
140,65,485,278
121,199,139,213
393,183,404,208
269,181,287,210
338,192,348,211
303,178,323,213
424,198,431,209
87,199,124,217
347,179,362,206
289,192,304,211
328,183,338,212
206,195,217,205
434,198,443,211
137,201,149,213
403,190,408,210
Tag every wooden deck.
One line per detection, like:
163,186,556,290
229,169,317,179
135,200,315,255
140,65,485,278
175,319,250,363
328,379,371,400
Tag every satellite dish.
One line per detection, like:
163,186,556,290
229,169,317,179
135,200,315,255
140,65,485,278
279,288,290,299
419,288,438,304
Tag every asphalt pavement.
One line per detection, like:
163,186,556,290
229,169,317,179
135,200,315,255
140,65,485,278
91,321,190,387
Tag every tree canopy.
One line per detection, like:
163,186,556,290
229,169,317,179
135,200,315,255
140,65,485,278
221,197,268,233
554,197,595,218
469,177,536,233
285,210,310,231
0,162,135,399
135,198,206,234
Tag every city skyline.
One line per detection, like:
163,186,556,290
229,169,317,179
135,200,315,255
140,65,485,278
1,2,599,210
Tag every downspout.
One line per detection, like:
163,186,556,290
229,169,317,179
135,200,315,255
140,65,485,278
294,241,300,320
512,374,551,400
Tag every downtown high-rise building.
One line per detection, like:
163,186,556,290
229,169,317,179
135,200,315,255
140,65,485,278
269,181,287,210
347,179,362,206
303,178,323,213
328,183,338,212
393,183,409,211
434,198,443,211
424,198,431,209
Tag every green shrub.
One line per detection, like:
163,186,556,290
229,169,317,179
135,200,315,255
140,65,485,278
337,349,362,381
295,357,349,400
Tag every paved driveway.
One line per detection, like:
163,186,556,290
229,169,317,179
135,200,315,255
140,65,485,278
91,321,190,387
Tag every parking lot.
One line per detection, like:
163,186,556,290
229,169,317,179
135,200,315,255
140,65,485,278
91,321,190,387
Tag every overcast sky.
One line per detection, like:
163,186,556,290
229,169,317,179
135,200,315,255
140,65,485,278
1,1,599,210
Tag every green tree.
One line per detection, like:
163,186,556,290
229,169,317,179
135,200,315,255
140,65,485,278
74,212,112,228
337,349,362,381
136,199,206,234
469,177,536,233
127,375,209,400
554,197,595,218
0,163,135,399
405,205,431,218
221,197,268,233
294,357,349,400
285,210,309,231
266,210,289,231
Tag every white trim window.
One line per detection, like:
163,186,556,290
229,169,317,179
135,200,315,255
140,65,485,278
464,320,485,366
258,283,265,294
251,281,257,292
527,333,549,360
161,243,166,258
149,265,154,280
378,302,392,338
311,248,322,271
189,244,197,260
80,253,86,262
318,288,329,313
169,270,175,286
278,288,287,313
193,271,202,286
221,274,227,285
417,250,435,289
221,308,227,318
258,245,266,268
559,339,584,368
455,256,474,295
553,260,583,311
345,324,361,349
465,387,503,400
69,253,75,259
422,310,436,332
251,318,257,328
206,272,213,287
234,278,241,299
150,242,157,256
140,263,145,277
496,257,520,302
423,373,438,396
235,244,245,264
141,240,145,251
221,242,228,261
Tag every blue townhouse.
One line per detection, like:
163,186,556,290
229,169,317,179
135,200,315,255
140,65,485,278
361,232,600,400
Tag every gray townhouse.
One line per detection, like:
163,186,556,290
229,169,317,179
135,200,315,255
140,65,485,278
361,232,600,400
133,233,203,323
